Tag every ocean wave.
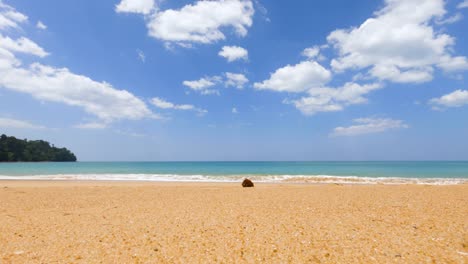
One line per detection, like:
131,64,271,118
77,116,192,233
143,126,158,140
0,174,466,185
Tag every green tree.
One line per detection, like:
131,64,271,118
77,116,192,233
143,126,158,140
0,134,77,162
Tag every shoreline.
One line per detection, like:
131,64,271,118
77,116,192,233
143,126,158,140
0,174,467,185
0,179,467,186
1,181,467,262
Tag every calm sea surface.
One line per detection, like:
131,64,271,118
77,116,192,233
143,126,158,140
0,161,467,184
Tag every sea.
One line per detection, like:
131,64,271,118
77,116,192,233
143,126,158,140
0,161,467,185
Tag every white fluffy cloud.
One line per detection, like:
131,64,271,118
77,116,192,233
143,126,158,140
254,55,382,115
219,46,248,62
0,2,156,125
182,76,221,95
332,118,408,137
458,0,468,9
151,97,207,114
254,61,332,93
225,72,248,89
0,117,45,129
328,0,468,83
0,2,27,30
0,63,156,122
253,0,468,116
429,89,468,109
146,0,254,45
115,0,156,15
0,34,49,57
289,82,382,115
36,21,47,30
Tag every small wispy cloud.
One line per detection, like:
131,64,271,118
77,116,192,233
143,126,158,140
436,13,463,25
458,0,468,9
182,76,221,95
429,89,468,110
151,97,207,115
74,122,107,129
183,73,249,95
137,49,145,62
331,117,408,137
0,117,45,129
36,21,47,30
114,129,147,138
225,72,248,89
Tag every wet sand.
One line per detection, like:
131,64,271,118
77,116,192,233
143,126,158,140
0,181,467,263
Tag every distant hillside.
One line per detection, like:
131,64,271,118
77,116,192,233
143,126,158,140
0,134,77,162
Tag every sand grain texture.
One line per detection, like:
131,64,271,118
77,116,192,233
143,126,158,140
0,181,467,263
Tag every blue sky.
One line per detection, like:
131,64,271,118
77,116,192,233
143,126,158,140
0,0,467,161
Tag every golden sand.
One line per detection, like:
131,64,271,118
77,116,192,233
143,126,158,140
0,181,467,263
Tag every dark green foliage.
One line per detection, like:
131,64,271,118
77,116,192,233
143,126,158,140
0,134,77,162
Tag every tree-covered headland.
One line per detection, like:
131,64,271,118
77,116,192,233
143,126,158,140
0,134,77,162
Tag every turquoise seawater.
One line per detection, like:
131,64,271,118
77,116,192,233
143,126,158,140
0,161,467,184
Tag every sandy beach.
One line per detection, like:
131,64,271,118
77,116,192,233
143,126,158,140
0,181,467,263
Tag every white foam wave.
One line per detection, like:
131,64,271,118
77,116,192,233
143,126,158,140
0,174,466,185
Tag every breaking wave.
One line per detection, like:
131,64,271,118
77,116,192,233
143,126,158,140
0,174,466,185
